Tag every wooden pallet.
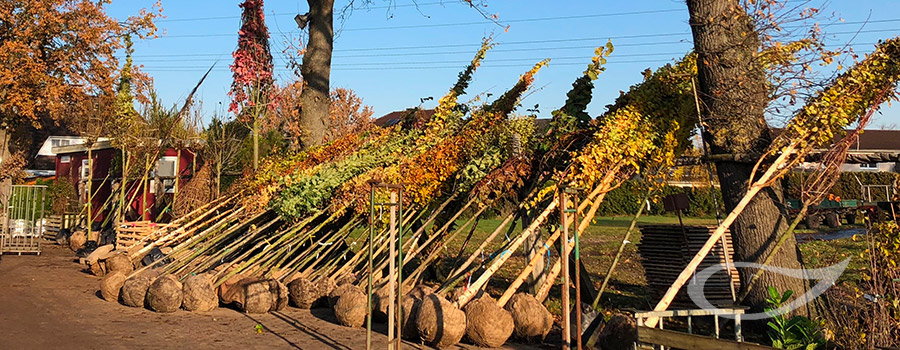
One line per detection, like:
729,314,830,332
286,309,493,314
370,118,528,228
116,221,171,252
42,214,80,241
637,225,741,308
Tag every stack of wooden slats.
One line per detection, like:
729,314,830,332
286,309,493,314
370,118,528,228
116,221,170,252
638,224,740,307
42,214,80,241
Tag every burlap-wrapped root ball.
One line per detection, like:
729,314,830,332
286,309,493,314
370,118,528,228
401,285,434,340
147,275,183,313
270,280,289,312
408,285,434,300
596,314,637,350
69,230,87,251
504,293,553,342
288,277,321,309
464,295,514,347
239,279,273,314
315,277,336,299
121,275,152,307
401,295,422,340
218,274,247,305
100,271,127,302
90,260,106,277
335,273,357,286
105,253,134,275
329,283,358,307
333,286,367,327
416,294,467,349
182,274,218,312
372,285,392,322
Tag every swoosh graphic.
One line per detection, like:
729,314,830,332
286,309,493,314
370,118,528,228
687,258,850,320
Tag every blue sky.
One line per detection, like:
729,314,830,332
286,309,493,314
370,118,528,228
106,0,900,127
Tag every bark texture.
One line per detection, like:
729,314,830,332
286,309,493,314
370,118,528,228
685,0,809,314
299,0,335,148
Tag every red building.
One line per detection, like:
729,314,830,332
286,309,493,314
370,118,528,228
54,139,197,225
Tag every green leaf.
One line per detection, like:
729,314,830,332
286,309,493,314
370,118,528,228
781,289,794,304
768,286,780,301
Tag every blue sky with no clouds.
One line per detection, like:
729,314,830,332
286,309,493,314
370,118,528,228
106,0,900,127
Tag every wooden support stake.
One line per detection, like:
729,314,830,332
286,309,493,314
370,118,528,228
560,190,570,350
388,191,397,350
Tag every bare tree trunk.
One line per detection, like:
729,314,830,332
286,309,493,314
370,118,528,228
521,208,547,293
686,0,809,315
252,111,259,170
0,128,11,236
216,162,222,197
299,0,335,149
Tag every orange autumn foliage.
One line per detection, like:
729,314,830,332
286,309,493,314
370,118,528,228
0,0,161,130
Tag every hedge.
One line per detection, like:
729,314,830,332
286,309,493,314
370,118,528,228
783,171,900,202
594,171,899,218
596,180,722,217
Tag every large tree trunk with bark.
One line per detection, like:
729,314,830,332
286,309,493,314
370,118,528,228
686,0,809,315
299,0,335,149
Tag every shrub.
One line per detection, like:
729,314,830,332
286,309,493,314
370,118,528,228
764,287,826,349
46,178,76,215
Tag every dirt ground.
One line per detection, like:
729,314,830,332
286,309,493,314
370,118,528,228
0,245,546,350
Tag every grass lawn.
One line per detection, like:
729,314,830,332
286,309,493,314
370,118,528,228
355,211,868,316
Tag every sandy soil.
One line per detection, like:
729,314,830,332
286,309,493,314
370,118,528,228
0,245,546,350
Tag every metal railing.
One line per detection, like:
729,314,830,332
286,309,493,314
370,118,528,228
1,185,47,255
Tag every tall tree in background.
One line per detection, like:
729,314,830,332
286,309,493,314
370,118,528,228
230,0,275,170
297,0,335,148
295,0,493,148
0,0,159,225
685,0,808,313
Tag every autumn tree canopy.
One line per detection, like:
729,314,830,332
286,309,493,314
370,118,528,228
0,0,160,131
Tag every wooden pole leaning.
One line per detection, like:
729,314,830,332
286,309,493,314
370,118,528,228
367,181,405,350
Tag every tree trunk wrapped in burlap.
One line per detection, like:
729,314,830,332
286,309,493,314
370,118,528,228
147,275,183,313
100,271,127,302
105,253,134,275
504,293,552,342
464,295,514,347
69,230,86,251
333,285,367,327
288,277,323,309
85,244,115,265
328,283,357,307
182,274,218,312
416,294,467,349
